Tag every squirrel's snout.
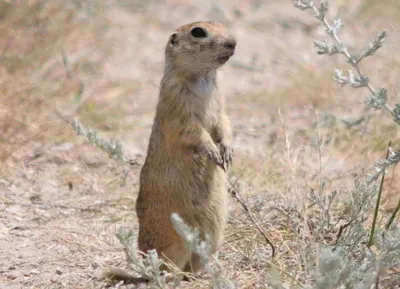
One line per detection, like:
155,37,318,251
223,37,237,50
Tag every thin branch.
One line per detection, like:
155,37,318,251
367,150,400,184
293,0,400,183
228,181,276,257
335,220,352,245
385,199,400,230
367,141,391,248
320,13,393,116
294,0,395,118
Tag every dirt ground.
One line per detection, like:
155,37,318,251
1,0,400,288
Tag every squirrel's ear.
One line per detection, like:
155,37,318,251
169,33,178,45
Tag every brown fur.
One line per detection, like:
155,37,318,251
96,267,147,284
99,21,236,283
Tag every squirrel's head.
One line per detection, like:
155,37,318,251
165,21,236,76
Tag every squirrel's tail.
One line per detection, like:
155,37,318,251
96,267,148,284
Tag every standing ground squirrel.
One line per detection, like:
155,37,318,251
98,20,236,283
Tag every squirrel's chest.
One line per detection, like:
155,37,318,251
187,78,221,125
188,94,221,130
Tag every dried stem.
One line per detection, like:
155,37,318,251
385,199,400,230
228,181,276,257
367,141,391,248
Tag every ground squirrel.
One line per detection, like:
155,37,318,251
98,21,236,283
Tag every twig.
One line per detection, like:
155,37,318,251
294,0,400,184
367,141,391,248
228,181,276,257
323,23,393,116
294,0,395,117
335,220,352,245
367,150,400,184
385,199,400,230
277,108,295,175
312,107,323,190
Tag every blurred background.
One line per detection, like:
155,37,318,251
1,0,399,288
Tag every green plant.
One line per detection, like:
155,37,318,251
115,228,175,288
293,0,400,183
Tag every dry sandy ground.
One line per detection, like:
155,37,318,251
1,0,400,288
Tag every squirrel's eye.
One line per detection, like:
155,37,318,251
190,27,207,38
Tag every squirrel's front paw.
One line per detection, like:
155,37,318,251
219,142,233,169
205,147,224,170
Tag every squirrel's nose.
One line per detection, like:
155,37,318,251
223,37,237,50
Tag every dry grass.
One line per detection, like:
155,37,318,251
0,0,399,288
